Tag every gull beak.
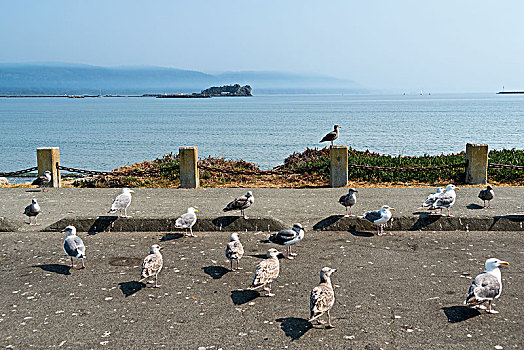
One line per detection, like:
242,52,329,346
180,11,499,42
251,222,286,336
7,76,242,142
332,268,337,273
500,261,509,266
455,187,460,190
130,190,135,193
195,209,199,213
390,208,396,211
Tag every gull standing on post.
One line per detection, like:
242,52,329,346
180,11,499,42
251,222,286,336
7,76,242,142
32,170,51,192
464,258,509,314
225,233,244,271
359,205,395,236
24,198,41,226
175,207,198,237
320,125,340,146
267,223,305,259
430,184,459,216
478,185,494,208
139,244,163,288
249,248,280,297
108,188,134,218
309,267,337,328
223,191,254,220
63,225,86,269
339,188,358,217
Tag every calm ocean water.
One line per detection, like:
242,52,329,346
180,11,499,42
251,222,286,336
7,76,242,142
1,93,523,173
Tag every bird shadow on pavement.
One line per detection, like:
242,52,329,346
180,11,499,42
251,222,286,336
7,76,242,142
87,216,119,235
25,189,41,193
202,266,229,279
411,212,443,230
441,306,481,323
312,215,344,230
212,216,240,229
276,317,313,341
33,264,71,275
119,281,145,297
160,233,184,241
466,204,484,210
249,253,269,259
231,289,260,305
348,226,374,237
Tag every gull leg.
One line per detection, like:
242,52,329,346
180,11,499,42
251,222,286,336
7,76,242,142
483,200,486,208
230,260,234,271
80,258,85,269
447,208,453,217
286,245,295,259
344,207,349,218
242,209,249,220
266,283,275,297
487,300,499,314
34,216,40,226
236,260,242,270
326,310,335,328
154,274,160,288
349,206,354,217
70,257,75,268
488,200,492,209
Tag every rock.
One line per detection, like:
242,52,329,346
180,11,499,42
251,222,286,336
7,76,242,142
0,177,9,185
201,84,252,96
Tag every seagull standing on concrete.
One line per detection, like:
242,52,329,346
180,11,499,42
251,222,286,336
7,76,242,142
478,185,494,208
108,188,134,218
63,225,86,269
420,187,444,213
223,191,254,220
320,125,340,146
175,207,198,237
225,233,244,271
431,184,459,216
250,248,280,297
32,170,51,192
339,188,358,217
24,198,41,226
267,223,305,259
464,258,509,314
359,205,395,236
139,244,163,288
309,267,337,328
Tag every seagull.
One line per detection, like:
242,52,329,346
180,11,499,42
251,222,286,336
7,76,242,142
225,233,244,271
320,125,340,146
339,188,358,217
175,207,198,237
309,267,337,328
223,191,254,219
464,258,509,314
108,188,134,217
250,248,280,297
430,184,459,216
358,205,395,236
478,185,494,208
420,187,445,213
139,244,163,288
24,198,41,226
62,225,86,269
32,171,51,192
267,223,304,259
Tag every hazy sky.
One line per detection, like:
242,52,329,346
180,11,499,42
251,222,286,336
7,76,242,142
1,1,523,92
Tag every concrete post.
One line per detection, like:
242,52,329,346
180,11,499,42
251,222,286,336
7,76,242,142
36,147,61,188
179,146,199,188
330,145,348,188
465,143,488,185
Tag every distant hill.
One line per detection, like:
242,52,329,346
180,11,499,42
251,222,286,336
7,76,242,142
0,62,366,95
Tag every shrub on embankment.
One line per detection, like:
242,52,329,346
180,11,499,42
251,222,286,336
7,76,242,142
74,147,524,188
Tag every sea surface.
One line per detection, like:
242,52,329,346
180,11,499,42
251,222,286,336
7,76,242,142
1,93,523,175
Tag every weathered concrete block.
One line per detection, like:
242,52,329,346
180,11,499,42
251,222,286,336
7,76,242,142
180,146,199,188
0,217,23,232
466,143,488,185
37,147,61,187
330,145,348,188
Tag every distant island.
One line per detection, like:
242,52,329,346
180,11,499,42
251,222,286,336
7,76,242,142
201,84,252,96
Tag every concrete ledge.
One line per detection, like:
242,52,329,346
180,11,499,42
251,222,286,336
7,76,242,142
44,216,287,233
0,217,23,232
312,215,524,232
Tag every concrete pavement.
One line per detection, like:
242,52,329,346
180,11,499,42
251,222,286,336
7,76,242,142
0,230,522,349
1,187,523,233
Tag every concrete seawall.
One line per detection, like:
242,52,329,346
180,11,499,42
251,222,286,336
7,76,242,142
1,187,523,233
